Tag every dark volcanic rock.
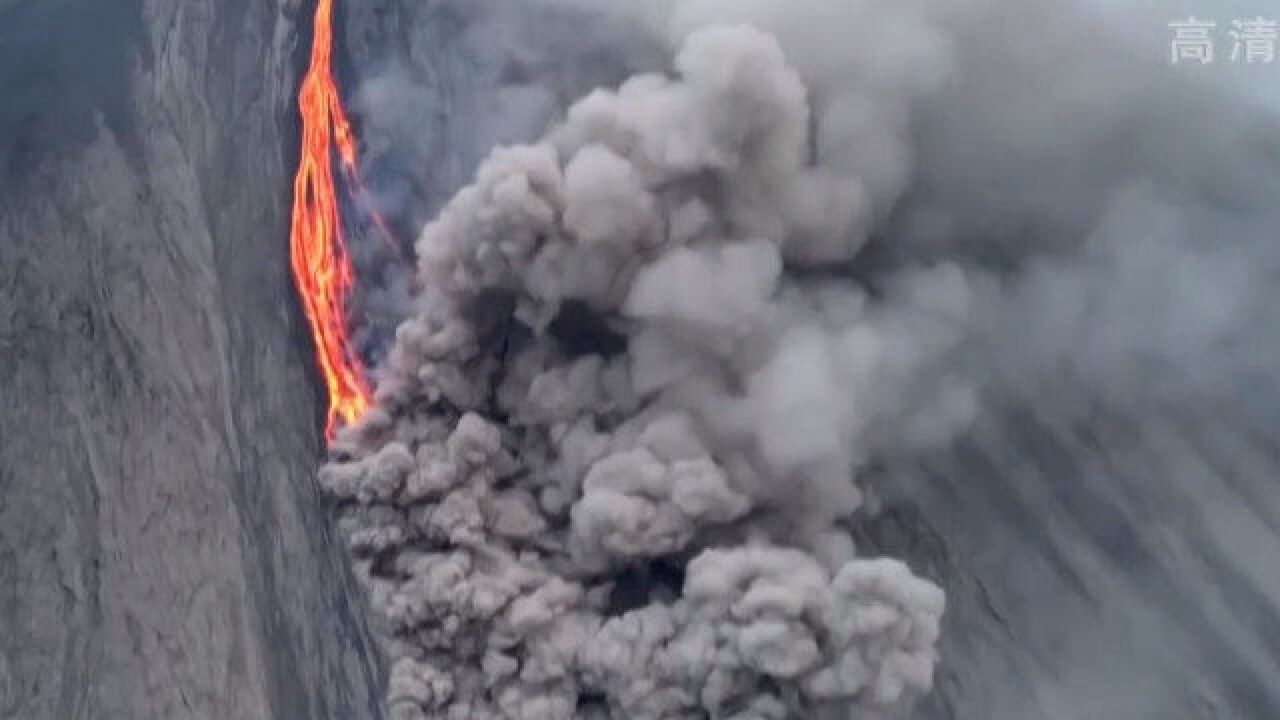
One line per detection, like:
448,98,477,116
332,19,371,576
0,1,383,718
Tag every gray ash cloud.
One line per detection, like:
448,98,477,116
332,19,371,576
326,0,1280,717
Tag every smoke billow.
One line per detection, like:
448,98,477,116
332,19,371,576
322,4,972,716
325,0,1280,717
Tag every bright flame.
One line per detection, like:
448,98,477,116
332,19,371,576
290,0,370,441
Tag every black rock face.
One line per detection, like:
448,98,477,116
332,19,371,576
0,1,382,717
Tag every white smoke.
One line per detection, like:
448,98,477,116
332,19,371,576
323,7,969,717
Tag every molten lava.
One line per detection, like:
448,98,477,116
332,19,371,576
290,0,371,441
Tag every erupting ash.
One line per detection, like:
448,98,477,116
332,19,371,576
302,0,1280,714
291,0,371,441
322,3,969,717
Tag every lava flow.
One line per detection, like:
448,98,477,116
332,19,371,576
290,0,370,441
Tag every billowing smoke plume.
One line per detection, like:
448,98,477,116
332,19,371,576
325,0,1280,716
322,5,970,717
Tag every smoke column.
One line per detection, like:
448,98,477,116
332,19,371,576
321,2,970,717
319,0,1280,716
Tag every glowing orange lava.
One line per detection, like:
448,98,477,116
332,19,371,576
290,0,370,441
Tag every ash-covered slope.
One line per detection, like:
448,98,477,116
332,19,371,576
0,1,382,718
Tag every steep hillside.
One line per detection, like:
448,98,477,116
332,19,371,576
0,2,383,717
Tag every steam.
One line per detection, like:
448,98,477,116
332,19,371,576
323,5,968,717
